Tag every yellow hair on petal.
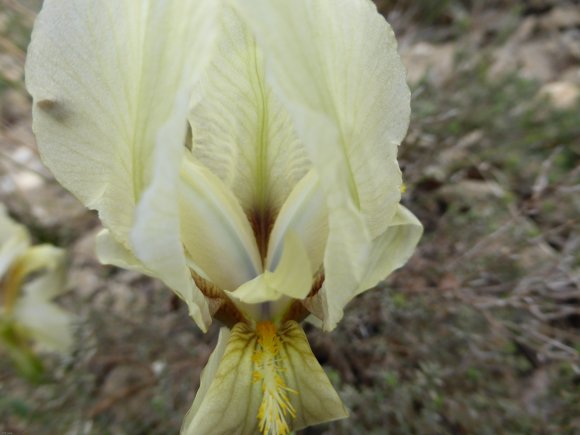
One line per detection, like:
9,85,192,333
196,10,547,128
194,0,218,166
253,321,297,435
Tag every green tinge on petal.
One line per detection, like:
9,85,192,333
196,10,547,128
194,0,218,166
181,321,347,435
181,323,261,435
278,321,349,431
0,321,44,382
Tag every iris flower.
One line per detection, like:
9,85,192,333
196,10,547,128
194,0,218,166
0,205,72,380
26,0,422,433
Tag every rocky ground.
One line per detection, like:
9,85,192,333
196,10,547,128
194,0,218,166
0,0,578,434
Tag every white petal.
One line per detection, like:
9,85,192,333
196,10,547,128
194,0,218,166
130,100,213,331
177,157,262,292
226,274,274,305
27,0,219,244
0,205,30,278
232,0,412,330
99,216,211,330
182,323,261,435
230,232,312,304
7,245,74,353
24,251,67,307
181,322,347,435
96,229,150,273
14,299,74,353
267,170,328,275
231,0,410,237
190,5,309,218
265,233,312,300
356,205,423,294
181,326,231,433
6,245,67,303
279,322,349,430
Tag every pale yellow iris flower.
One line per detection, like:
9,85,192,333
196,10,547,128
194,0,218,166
26,0,422,433
0,205,73,380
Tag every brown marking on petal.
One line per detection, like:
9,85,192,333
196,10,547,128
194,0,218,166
191,270,223,299
308,269,325,298
248,205,276,264
184,122,193,151
282,269,325,323
282,300,309,324
208,297,247,329
191,270,247,328
36,99,68,122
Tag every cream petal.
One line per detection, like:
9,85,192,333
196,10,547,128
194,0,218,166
181,326,231,433
189,5,309,218
279,321,349,430
181,322,347,435
5,245,73,353
0,205,30,278
177,157,262,292
231,0,412,330
356,205,423,295
230,0,410,237
130,103,213,331
266,109,370,331
98,227,213,328
181,323,261,435
226,274,274,305
309,205,422,328
96,229,149,274
4,245,67,305
266,170,328,275
265,233,312,300
14,299,74,353
230,232,312,304
26,0,219,244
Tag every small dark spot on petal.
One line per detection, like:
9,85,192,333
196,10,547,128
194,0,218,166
37,99,68,122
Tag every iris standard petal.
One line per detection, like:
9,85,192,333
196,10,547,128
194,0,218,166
189,5,309,256
230,0,410,236
27,0,221,330
231,0,411,330
26,0,219,245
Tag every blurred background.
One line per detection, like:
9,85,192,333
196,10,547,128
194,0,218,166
0,0,578,433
